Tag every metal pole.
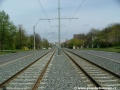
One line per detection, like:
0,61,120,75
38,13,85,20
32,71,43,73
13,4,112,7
33,26,35,50
58,0,61,55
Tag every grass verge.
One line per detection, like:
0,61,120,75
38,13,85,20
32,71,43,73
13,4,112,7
0,50,29,55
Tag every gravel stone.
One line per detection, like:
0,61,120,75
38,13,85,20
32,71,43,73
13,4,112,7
65,49,120,75
42,51,87,90
0,50,51,84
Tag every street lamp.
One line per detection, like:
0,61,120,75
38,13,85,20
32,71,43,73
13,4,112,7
33,18,41,50
33,26,35,50
58,0,61,55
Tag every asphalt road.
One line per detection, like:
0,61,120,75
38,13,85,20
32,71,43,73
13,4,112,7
0,50,38,66
76,50,120,62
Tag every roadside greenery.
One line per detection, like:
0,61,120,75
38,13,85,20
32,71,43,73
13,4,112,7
63,23,120,50
0,10,50,51
0,50,27,55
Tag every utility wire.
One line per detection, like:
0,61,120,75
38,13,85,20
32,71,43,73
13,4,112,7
37,0,53,32
72,0,85,19
66,0,85,32
38,0,49,19
35,18,41,26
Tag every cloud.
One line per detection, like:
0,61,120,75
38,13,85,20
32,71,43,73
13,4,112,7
1,0,120,43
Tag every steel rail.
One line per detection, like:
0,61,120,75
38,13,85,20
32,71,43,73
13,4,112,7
0,50,54,89
32,50,55,90
63,49,120,89
62,50,102,88
63,49,120,79
82,51,120,64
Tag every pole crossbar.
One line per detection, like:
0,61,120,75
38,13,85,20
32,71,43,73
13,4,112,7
33,0,78,54
38,18,78,20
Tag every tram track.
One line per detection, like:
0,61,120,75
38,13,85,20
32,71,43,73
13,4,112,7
0,50,55,90
81,51,120,64
65,49,120,76
63,49,120,89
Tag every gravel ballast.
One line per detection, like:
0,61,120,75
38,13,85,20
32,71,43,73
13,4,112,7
65,49,120,75
0,50,51,84
75,50,120,62
41,51,87,90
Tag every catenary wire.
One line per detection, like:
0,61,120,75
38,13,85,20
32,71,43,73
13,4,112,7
38,0,49,19
66,0,86,37
37,0,53,37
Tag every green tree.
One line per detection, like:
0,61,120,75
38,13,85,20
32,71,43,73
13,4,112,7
27,33,42,49
68,38,80,49
28,35,34,49
14,25,27,49
86,28,100,48
5,22,17,49
35,33,42,49
42,38,49,49
0,10,12,51
109,23,120,48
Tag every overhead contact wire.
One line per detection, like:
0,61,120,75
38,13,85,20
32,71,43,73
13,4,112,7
66,0,85,33
37,0,53,38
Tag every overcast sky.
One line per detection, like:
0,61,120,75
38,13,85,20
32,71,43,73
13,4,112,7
0,0,120,43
